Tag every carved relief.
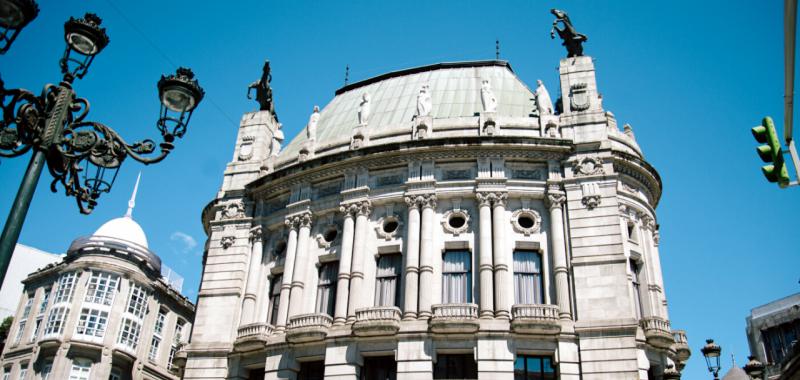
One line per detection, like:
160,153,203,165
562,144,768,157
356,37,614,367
222,200,246,219
441,209,470,236
220,236,235,249
573,156,605,177
546,187,566,210
238,136,255,161
569,82,590,112
511,209,542,236
580,182,601,210
315,223,341,249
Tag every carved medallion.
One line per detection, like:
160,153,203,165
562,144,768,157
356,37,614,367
573,156,605,176
238,136,255,161
569,83,590,112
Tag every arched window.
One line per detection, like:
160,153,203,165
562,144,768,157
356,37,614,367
513,250,543,304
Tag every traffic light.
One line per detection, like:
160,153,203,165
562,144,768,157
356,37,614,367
751,116,790,188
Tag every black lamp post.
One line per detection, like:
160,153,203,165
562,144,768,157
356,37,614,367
701,338,723,380
743,356,765,380
0,0,38,54
0,11,204,285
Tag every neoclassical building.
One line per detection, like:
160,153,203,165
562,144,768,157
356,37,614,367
0,189,194,380
182,53,690,379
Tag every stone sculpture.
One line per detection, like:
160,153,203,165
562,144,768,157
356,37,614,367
535,80,554,116
247,60,276,115
271,123,284,157
358,93,371,125
480,80,497,113
416,85,432,117
550,9,588,58
307,106,320,141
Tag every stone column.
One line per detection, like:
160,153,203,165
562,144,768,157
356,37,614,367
491,192,511,319
402,196,421,320
347,201,372,322
476,193,495,318
240,226,264,325
275,218,299,331
547,187,572,320
288,211,313,318
417,194,436,319
333,205,357,325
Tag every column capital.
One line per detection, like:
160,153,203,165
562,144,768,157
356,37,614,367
642,215,657,232
405,193,437,209
341,199,371,216
653,229,660,246
249,225,264,242
285,211,313,229
546,187,566,210
403,195,420,209
476,191,507,207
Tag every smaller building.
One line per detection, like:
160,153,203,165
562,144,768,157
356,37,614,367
0,245,63,320
746,292,800,380
0,185,195,380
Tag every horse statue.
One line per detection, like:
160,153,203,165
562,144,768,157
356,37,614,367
247,60,276,116
550,9,588,58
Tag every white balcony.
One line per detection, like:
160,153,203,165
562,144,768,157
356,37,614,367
234,322,274,351
640,316,674,349
353,306,402,337
511,304,561,335
286,313,332,343
430,303,479,333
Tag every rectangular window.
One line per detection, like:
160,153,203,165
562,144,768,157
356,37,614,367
630,260,643,319
154,309,167,336
513,250,543,304
126,284,147,318
44,306,69,336
109,369,121,380
442,251,472,304
361,356,397,380
167,345,177,370
22,295,33,318
268,275,282,326
54,272,78,304
39,289,50,315
315,263,338,316
627,222,638,243
514,355,557,380
16,368,26,380
298,361,325,380
2,368,8,380
149,336,161,361
30,317,42,342
69,358,92,380
375,254,402,307
84,272,119,306
117,318,142,350
75,308,109,338
433,354,477,379
14,320,25,344
41,363,52,380
174,319,185,343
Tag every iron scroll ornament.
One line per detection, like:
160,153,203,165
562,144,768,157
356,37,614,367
0,68,203,214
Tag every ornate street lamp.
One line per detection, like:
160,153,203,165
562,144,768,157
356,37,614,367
0,0,38,54
701,339,723,380
743,356,765,379
0,11,204,286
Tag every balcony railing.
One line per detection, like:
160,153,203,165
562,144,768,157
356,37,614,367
431,303,479,333
511,304,561,335
640,317,674,349
286,313,332,343
234,322,274,351
353,306,402,337
671,329,691,363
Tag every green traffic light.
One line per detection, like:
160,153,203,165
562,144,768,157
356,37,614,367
752,117,790,187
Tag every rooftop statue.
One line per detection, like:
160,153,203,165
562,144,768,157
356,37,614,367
550,9,587,58
271,122,284,157
247,60,276,115
307,106,320,141
416,84,432,117
535,79,554,116
358,93,371,125
481,79,497,113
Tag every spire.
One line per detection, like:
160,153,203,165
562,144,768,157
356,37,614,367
496,39,500,60
125,172,141,218
344,64,350,86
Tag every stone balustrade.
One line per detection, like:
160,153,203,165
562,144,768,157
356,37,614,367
671,329,691,364
352,306,402,336
234,322,274,351
430,303,479,333
640,316,674,349
511,304,561,334
286,313,332,343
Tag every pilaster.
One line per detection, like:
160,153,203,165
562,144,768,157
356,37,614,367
402,196,422,320
346,200,372,322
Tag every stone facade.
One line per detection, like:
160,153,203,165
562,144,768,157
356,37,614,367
183,56,689,379
746,292,800,380
0,218,194,379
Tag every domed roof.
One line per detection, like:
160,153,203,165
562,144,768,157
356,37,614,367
277,60,536,166
721,366,749,380
93,215,149,249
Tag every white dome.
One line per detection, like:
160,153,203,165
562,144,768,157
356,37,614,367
93,216,149,249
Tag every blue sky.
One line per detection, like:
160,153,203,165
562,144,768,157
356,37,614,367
1,1,798,378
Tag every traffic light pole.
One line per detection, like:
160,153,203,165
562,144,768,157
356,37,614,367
787,139,800,187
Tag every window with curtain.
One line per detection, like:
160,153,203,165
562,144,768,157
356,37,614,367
630,260,643,319
269,275,282,325
513,250,543,305
442,250,472,304
315,263,338,316
375,254,402,307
